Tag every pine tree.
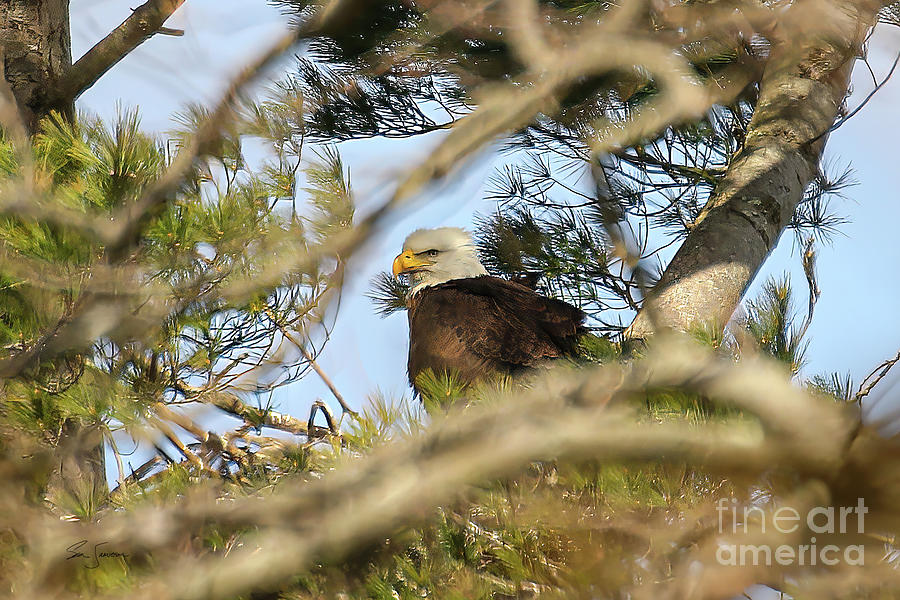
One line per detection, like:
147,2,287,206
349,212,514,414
0,0,358,542
2,2,900,600
273,0,892,338
0,0,365,515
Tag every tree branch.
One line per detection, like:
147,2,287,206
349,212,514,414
794,237,821,343
278,324,358,418
55,0,187,104
856,348,900,403
189,387,321,438
30,338,861,600
102,0,368,260
626,0,883,339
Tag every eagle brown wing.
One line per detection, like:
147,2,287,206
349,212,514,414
406,275,586,388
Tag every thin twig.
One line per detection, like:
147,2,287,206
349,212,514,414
109,456,166,497
154,403,209,442
856,348,900,402
149,416,203,468
308,399,339,437
186,385,335,438
827,50,900,136
274,320,357,418
105,428,127,487
795,237,821,342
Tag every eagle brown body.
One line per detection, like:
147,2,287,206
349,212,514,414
406,275,587,388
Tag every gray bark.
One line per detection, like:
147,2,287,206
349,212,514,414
627,0,882,340
1,0,185,131
0,0,73,129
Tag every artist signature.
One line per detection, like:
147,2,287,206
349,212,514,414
65,540,129,569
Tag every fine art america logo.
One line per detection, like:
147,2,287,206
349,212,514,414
716,498,868,566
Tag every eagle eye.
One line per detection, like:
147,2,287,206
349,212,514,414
425,249,439,257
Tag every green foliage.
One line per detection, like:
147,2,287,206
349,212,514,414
413,368,471,413
344,391,425,450
303,146,353,242
0,3,879,598
687,317,730,350
366,271,409,317
575,332,619,363
474,206,623,327
807,371,855,402
0,86,360,519
744,276,808,374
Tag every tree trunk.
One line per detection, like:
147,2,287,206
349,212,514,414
0,0,73,130
626,0,881,340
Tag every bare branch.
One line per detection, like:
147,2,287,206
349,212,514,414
280,325,357,417
794,237,821,342
56,0,187,104
308,399,339,437
191,387,321,438
856,348,900,402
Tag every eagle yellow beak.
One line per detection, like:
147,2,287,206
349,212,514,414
392,250,432,279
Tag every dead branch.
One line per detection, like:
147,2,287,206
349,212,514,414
794,237,821,343
856,348,900,402
308,399,339,438
193,387,328,438
280,325,357,417
56,0,187,105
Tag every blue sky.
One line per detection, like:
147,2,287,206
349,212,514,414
73,1,900,424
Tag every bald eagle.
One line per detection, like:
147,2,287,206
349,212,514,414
392,227,587,392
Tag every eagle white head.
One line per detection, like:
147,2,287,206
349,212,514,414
392,227,488,295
